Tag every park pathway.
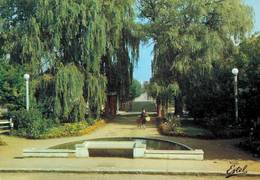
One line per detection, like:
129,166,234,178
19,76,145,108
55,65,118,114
1,115,260,178
0,116,158,160
0,115,258,160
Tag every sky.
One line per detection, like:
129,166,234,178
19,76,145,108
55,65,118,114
133,0,260,83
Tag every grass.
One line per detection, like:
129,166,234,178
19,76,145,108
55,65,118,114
174,126,214,138
159,119,215,138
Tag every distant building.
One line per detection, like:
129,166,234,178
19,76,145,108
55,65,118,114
134,92,154,102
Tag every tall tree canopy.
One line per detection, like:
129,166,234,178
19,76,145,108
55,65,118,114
235,34,260,120
139,0,253,117
0,0,140,121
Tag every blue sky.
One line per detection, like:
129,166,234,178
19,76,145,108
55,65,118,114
133,0,260,83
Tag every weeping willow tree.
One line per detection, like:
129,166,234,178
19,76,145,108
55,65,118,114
1,0,140,121
54,64,86,122
85,73,107,118
139,0,253,116
100,2,141,112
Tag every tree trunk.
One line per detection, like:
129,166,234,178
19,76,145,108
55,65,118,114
161,104,166,117
105,94,117,117
175,95,183,116
156,99,162,117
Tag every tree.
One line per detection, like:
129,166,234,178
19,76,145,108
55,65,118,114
0,60,24,110
235,34,260,121
129,79,142,101
1,0,140,120
145,81,179,117
139,0,253,118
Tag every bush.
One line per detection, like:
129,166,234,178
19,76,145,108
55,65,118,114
158,114,181,134
201,113,232,129
0,61,24,110
9,108,52,139
166,113,181,127
213,128,248,138
157,114,215,138
196,113,249,138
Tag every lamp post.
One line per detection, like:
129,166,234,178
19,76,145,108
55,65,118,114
23,74,30,111
232,68,239,124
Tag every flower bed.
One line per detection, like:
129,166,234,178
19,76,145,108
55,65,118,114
157,117,215,139
40,120,106,139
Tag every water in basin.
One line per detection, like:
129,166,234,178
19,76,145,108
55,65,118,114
50,137,192,150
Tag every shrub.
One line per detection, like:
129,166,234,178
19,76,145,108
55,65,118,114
0,61,24,110
9,108,52,138
166,113,181,127
158,122,172,134
86,117,95,125
204,113,233,129
158,114,181,134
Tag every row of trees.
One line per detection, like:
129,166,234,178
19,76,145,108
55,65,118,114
0,0,141,122
0,0,259,128
141,0,259,125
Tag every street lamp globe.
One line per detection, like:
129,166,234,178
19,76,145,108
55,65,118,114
232,68,239,76
24,74,30,81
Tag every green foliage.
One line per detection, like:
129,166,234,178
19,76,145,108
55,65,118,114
139,0,253,118
9,108,52,139
158,116,214,138
1,0,140,119
129,79,142,100
166,113,181,127
145,81,179,111
85,74,107,118
54,64,86,123
0,60,24,110
235,34,260,120
186,63,234,120
41,121,89,139
145,82,161,99
202,113,233,129
35,74,55,117
40,119,106,139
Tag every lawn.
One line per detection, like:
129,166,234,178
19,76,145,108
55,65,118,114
174,126,214,138
159,119,215,138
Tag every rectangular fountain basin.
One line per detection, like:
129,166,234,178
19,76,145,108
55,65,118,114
75,141,142,158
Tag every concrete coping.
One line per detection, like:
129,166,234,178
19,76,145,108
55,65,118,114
23,149,75,153
145,149,204,155
83,141,136,149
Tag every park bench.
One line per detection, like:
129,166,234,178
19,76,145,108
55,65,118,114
0,118,14,133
